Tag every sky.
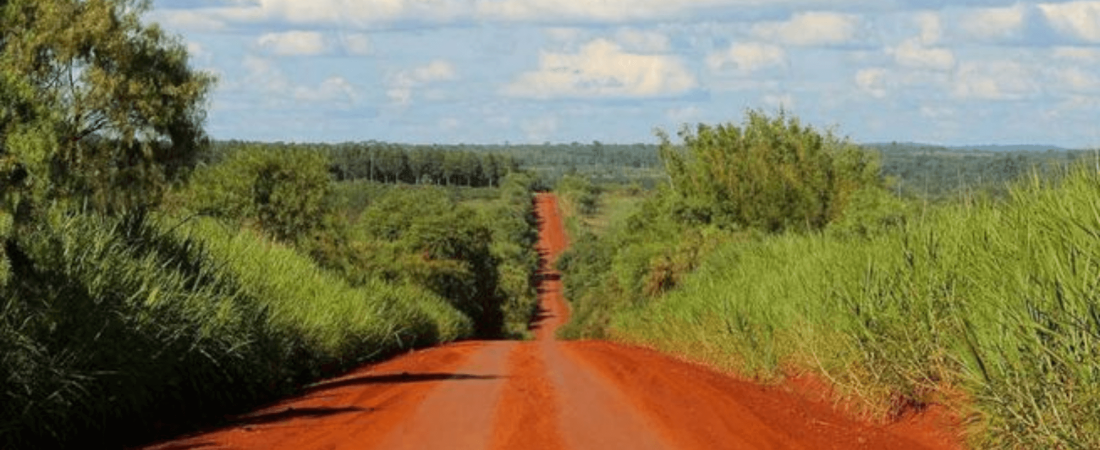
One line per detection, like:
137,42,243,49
149,0,1100,147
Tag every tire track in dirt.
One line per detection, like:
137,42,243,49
140,193,963,450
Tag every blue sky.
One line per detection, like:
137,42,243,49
150,0,1100,147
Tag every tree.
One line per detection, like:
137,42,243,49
658,110,882,232
183,147,334,243
442,151,464,186
1,0,214,219
484,154,500,187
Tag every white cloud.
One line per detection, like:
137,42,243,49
475,0,884,24
962,5,1026,40
855,68,887,98
186,42,207,58
521,116,559,141
388,60,458,105
242,56,290,94
762,93,795,109
615,28,671,52
666,105,702,123
889,39,955,71
153,9,227,32
1039,1,1100,42
707,43,786,72
920,105,955,119
257,31,328,56
914,11,942,45
1052,67,1100,93
411,61,458,82
953,60,1039,100
239,56,358,105
751,12,860,46
439,117,462,131
161,0,882,29
185,42,214,68
202,0,470,27
545,27,587,42
503,39,697,99
478,0,704,23
1053,46,1100,63
341,33,373,56
294,77,359,104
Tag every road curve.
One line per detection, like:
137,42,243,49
142,193,962,450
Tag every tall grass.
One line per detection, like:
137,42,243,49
0,210,469,449
611,167,1100,448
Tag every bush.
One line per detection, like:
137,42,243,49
355,187,503,337
658,110,881,232
180,146,334,243
556,174,600,216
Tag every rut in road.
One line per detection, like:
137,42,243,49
143,193,962,450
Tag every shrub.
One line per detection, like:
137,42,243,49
181,146,334,243
658,110,881,232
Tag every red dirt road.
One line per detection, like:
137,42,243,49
143,193,962,450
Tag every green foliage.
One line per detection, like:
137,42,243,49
0,0,214,218
872,143,1092,201
489,173,541,337
0,2,544,448
555,174,600,216
205,140,522,188
557,187,743,339
210,139,663,188
559,111,1100,446
825,186,914,239
560,111,881,338
181,146,333,243
0,159,541,448
603,166,1100,448
355,187,503,337
0,211,9,287
178,148,542,340
0,210,468,448
658,110,881,232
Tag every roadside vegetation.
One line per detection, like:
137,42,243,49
558,110,1100,448
0,2,539,448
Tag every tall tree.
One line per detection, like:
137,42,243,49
1,0,215,219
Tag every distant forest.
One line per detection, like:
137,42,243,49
207,140,1094,199
871,142,1093,200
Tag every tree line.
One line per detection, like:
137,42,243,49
869,142,1091,200
207,141,523,188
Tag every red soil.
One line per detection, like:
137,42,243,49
142,193,965,450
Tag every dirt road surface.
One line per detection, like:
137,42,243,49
143,193,962,450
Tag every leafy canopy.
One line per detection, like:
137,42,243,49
658,110,882,232
0,0,215,218
182,147,334,243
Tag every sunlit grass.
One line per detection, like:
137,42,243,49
611,167,1100,448
0,211,471,448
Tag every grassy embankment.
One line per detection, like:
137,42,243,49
558,112,1100,448
0,148,540,449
